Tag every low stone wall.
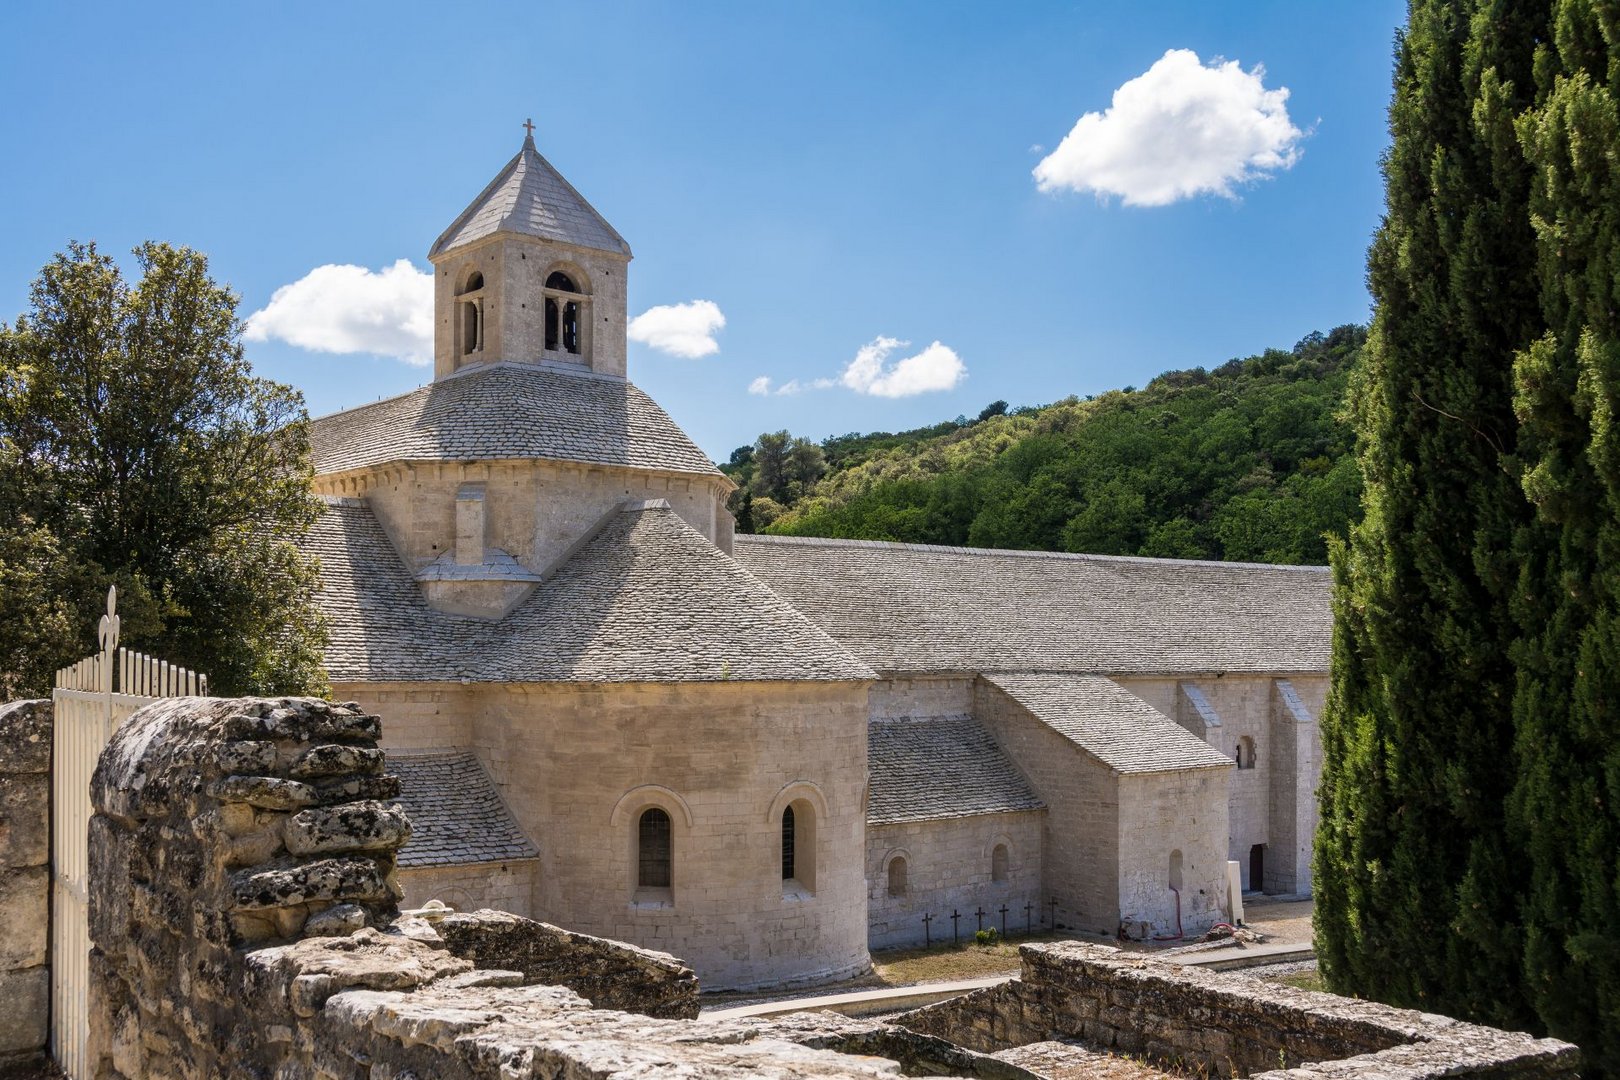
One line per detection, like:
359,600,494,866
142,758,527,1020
896,942,1580,1078
434,908,698,1019
0,700,51,1072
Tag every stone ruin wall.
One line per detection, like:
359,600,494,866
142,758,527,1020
897,941,1579,1079
0,700,50,1071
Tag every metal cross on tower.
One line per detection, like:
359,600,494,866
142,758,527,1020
522,118,536,138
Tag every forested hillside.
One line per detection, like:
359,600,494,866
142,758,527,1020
722,324,1364,565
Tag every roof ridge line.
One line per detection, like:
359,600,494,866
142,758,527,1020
737,533,1329,574
308,360,636,424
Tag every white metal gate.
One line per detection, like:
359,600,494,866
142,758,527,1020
50,588,206,1079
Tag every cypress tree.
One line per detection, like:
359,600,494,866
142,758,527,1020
1509,0,1620,1067
1315,0,1546,1027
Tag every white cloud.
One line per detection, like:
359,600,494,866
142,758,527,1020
628,299,726,359
747,376,773,396
244,259,434,365
839,337,965,398
1033,48,1305,207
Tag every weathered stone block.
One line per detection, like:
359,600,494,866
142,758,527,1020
209,740,276,775
0,774,48,869
231,856,390,911
0,866,47,969
304,903,368,938
0,965,47,1057
283,801,410,857
221,702,380,744
0,700,51,775
289,745,384,780
209,775,319,811
312,774,401,804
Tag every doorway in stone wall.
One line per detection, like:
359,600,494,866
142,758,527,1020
1249,843,1266,894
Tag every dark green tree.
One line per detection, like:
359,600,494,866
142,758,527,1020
0,241,327,697
1314,0,1546,1029
1508,0,1620,1066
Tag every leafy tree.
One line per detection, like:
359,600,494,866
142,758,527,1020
977,400,1009,422
0,241,327,697
1314,0,1545,1030
1507,0,1620,1066
749,430,792,501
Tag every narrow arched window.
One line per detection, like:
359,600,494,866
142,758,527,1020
887,856,907,897
992,843,1009,883
781,805,796,881
1237,736,1256,770
1169,849,1184,892
638,808,671,889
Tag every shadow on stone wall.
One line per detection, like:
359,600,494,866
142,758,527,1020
0,701,51,1075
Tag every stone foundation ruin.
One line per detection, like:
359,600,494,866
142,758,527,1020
0,694,1581,1078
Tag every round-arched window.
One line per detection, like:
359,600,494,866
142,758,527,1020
991,843,1010,883
545,271,577,292
887,856,908,897
638,807,672,889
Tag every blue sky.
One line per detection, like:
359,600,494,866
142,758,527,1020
0,1,1404,460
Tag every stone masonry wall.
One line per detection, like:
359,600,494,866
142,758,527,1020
897,942,1580,1079
867,810,1044,950
397,860,538,918
0,700,50,1071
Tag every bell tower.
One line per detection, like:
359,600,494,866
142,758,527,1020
428,122,633,381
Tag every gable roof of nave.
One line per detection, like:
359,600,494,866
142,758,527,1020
308,363,724,480
731,534,1331,677
305,496,873,685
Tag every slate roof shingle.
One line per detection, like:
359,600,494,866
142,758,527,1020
306,497,875,685
732,535,1331,677
867,715,1044,825
308,363,723,479
430,135,631,257
985,673,1234,774
389,750,538,868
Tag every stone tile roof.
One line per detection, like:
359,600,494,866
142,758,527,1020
308,363,722,478
431,135,631,257
388,750,538,868
306,497,876,685
985,673,1234,775
868,715,1044,824
732,535,1331,676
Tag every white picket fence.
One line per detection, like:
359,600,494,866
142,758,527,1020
50,588,206,1080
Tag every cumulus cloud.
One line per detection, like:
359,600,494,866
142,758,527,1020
839,337,966,398
628,299,726,359
244,260,434,365
1033,48,1305,207
747,376,773,396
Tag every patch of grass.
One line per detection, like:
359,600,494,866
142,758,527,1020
1273,969,1324,992
871,932,1067,986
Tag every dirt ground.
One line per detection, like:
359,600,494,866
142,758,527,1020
1240,896,1314,945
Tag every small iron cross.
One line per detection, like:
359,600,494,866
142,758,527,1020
522,118,536,137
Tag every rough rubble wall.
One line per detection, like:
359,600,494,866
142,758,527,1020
0,700,50,1069
897,942,1580,1079
83,694,1022,1080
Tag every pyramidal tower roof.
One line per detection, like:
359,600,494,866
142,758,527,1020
430,131,631,259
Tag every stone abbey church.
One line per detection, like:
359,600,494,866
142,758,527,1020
302,133,1331,991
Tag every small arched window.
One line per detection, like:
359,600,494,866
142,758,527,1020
1237,736,1256,770
991,843,1010,883
887,856,908,897
463,270,485,293
779,798,817,893
1169,849,1184,892
543,270,586,356
638,808,671,889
